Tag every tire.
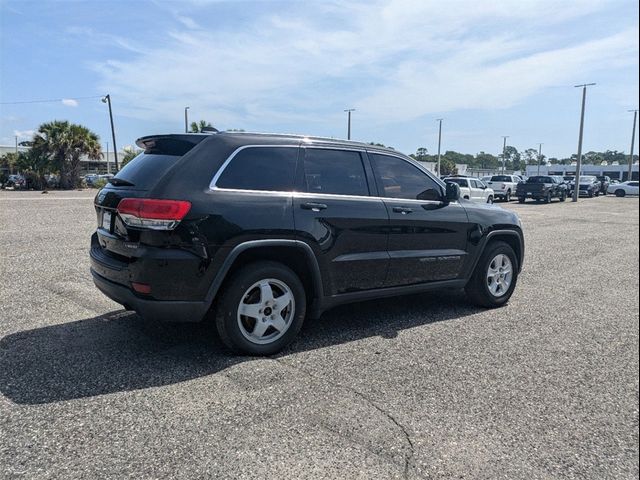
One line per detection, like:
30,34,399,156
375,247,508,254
544,192,551,204
487,195,494,204
505,191,511,202
518,197,525,204
588,190,594,198
560,191,567,202
465,241,519,308
615,189,625,197
214,261,306,355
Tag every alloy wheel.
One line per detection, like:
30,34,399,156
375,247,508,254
237,278,295,345
486,254,513,298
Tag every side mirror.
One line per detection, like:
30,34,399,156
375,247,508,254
445,182,461,202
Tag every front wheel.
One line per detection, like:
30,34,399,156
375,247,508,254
465,241,518,308
560,191,567,202
505,191,511,202
615,189,626,197
544,192,551,204
588,190,594,198
518,197,525,204
215,261,306,355
487,195,494,204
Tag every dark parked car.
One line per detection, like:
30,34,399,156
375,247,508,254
571,175,601,197
91,132,525,355
516,176,567,203
596,176,610,195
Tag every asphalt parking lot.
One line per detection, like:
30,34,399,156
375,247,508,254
1,190,638,479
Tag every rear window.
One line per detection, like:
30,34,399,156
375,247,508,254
527,176,552,183
113,153,181,190
490,175,511,182
216,147,298,191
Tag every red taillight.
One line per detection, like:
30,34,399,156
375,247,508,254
116,198,191,230
131,282,152,294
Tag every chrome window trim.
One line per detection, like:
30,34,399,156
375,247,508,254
209,143,450,204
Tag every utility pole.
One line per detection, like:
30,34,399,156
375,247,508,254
15,135,18,154
436,119,443,177
101,94,119,171
537,143,543,176
501,136,509,174
106,141,110,175
344,109,355,140
184,106,190,133
572,83,596,202
628,109,638,182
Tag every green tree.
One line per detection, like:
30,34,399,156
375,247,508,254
190,120,214,133
475,152,499,170
31,120,101,189
120,147,141,167
440,157,458,175
14,150,49,189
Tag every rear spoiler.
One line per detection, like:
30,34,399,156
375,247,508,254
135,134,209,155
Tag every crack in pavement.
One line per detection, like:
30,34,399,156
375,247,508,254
270,357,419,479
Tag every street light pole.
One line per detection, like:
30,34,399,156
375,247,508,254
628,109,638,182
106,141,110,175
501,136,509,174
184,107,190,133
572,83,596,202
537,143,543,176
436,119,443,177
101,94,119,172
344,109,355,140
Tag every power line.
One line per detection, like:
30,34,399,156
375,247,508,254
0,95,103,105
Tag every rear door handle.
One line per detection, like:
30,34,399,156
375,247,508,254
301,202,328,212
392,206,413,214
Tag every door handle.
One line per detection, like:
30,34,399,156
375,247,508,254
392,206,413,214
301,202,328,212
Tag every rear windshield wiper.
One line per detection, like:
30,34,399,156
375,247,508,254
108,178,135,187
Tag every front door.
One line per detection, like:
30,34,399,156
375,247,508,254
293,147,389,295
368,153,470,286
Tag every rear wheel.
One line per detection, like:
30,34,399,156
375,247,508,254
518,197,525,204
544,192,551,204
615,189,625,197
465,241,518,308
588,190,594,198
505,191,511,202
487,195,494,204
560,191,567,202
215,261,306,355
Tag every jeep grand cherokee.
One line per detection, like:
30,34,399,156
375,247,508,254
91,132,524,355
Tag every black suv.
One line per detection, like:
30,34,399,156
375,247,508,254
91,132,524,355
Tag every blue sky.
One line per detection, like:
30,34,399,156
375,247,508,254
0,0,638,158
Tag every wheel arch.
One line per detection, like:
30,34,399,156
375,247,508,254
205,240,323,312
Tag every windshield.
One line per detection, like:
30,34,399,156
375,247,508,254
527,176,552,183
579,176,596,182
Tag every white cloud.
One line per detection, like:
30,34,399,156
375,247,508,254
13,129,35,138
61,99,79,107
93,0,638,132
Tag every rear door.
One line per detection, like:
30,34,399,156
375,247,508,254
368,153,469,286
293,147,389,295
470,179,485,202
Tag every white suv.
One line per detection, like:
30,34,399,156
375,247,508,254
444,177,495,204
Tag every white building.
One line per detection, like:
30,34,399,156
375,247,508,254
527,163,639,181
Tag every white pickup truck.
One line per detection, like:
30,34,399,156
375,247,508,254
485,175,522,202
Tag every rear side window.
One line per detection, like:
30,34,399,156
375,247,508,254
113,153,181,190
216,147,298,191
302,149,369,196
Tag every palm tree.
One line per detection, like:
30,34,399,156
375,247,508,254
31,121,101,189
190,120,214,133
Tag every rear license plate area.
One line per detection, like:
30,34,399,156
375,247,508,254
102,210,112,231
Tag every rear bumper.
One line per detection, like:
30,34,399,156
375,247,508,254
91,269,207,322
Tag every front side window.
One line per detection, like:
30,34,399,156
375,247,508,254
301,149,369,196
370,153,442,201
216,147,298,191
